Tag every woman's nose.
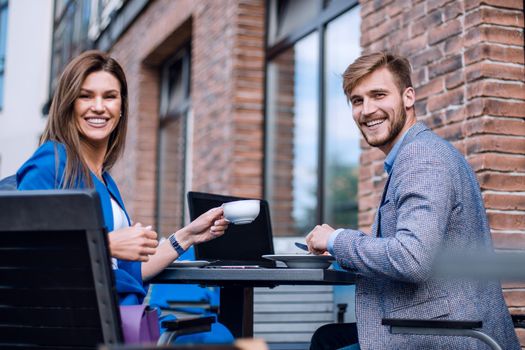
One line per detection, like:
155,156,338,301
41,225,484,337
91,97,105,112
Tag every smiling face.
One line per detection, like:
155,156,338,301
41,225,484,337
349,67,416,154
74,70,122,149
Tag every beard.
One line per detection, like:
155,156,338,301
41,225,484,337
360,104,407,148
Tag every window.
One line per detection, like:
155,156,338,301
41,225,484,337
265,0,361,236
156,44,192,236
50,0,92,92
0,0,8,110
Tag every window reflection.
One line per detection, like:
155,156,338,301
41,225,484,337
266,32,319,236
324,8,361,229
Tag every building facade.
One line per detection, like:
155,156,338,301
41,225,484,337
0,0,53,178
48,0,524,346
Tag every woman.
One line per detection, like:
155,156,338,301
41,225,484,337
16,50,229,306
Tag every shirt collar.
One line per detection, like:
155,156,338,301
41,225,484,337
384,125,413,175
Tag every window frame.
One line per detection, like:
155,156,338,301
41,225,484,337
155,43,192,232
264,0,360,228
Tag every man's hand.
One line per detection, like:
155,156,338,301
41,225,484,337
109,223,158,261
306,224,335,255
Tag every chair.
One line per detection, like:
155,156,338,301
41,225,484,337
0,189,213,349
381,318,503,350
149,247,233,344
0,174,16,190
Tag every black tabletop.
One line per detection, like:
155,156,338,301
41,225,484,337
152,267,357,288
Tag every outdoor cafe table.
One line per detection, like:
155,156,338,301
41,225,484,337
151,267,357,338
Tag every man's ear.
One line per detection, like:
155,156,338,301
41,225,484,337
403,87,416,109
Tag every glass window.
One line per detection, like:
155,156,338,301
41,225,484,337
157,45,191,236
0,0,8,110
323,7,361,229
266,32,320,236
265,2,360,237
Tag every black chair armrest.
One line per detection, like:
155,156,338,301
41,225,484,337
382,318,482,329
161,315,215,332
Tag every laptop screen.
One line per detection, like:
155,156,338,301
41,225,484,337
187,191,275,267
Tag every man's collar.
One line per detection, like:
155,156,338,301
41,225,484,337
384,125,415,175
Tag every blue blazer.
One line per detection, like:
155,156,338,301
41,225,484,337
17,141,146,305
333,123,519,349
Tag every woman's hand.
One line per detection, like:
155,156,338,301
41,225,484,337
176,207,229,249
108,223,158,262
141,207,228,281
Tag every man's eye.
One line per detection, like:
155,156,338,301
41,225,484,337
375,93,385,98
352,99,362,106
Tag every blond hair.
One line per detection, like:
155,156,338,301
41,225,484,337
342,52,413,98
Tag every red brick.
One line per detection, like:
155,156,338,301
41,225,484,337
428,0,456,13
464,116,525,137
443,0,464,21
411,47,443,69
402,34,428,55
445,69,465,89
415,77,444,99
428,18,462,44
411,10,443,38
484,192,525,210
467,80,525,100
428,54,463,79
488,211,525,230
468,98,525,118
370,16,402,42
479,172,525,191
465,43,525,65
442,33,465,56
465,61,525,82
427,88,464,111
503,290,525,307
467,153,525,172
517,328,525,348
466,134,525,155
466,0,524,10
444,106,466,123
401,1,426,24
465,25,525,47
466,6,525,28
434,121,464,141
493,232,525,249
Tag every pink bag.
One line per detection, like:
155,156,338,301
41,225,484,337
119,305,160,344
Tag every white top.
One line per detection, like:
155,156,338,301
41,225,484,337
110,196,129,269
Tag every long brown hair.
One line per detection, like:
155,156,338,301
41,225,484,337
41,50,128,188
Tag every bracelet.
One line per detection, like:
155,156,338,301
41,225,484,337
168,233,186,256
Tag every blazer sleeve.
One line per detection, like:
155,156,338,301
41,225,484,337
17,142,64,190
333,141,455,283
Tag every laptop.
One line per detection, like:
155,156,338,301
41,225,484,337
187,191,276,268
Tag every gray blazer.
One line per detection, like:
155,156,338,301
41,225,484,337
333,122,520,349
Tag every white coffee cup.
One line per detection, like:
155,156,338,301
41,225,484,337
222,200,260,224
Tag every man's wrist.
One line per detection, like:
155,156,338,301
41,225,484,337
327,228,344,255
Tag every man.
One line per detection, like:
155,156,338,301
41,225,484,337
306,52,520,350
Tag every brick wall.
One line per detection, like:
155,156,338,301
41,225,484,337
359,0,525,345
108,0,265,233
192,0,265,198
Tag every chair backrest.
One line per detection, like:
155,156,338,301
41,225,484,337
0,189,123,349
0,174,16,190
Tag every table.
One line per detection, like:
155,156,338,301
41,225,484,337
152,267,357,338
